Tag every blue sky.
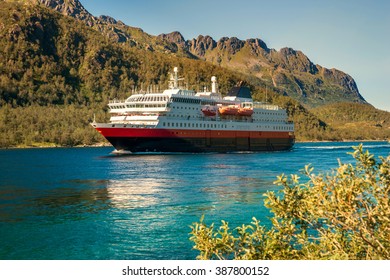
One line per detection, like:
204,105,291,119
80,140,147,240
81,0,390,111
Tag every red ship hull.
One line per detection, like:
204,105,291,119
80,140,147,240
94,126,295,152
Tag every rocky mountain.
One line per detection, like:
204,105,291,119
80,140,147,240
0,0,388,148
35,0,152,45
32,0,367,108
38,0,92,22
161,32,365,107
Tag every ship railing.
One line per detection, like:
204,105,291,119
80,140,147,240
109,99,126,104
164,115,255,123
110,107,170,113
252,103,279,110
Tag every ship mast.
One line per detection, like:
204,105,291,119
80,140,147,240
169,67,183,89
211,76,218,93
173,67,178,88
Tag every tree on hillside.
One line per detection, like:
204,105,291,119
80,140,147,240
190,145,390,259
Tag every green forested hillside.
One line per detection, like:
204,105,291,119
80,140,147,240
0,104,106,147
311,103,390,140
33,0,368,109
0,1,388,148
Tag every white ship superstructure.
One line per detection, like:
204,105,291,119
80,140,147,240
92,67,294,152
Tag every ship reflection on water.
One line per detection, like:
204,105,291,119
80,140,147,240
104,179,164,209
33,178,165,215
2,142,388,259
9,152,281,224
0,178,166,223
0,182,112,222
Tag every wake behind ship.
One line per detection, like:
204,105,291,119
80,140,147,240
91,67,295,153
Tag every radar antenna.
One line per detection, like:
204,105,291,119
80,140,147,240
169,67,184,89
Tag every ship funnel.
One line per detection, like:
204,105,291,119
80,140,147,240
211,76,217,93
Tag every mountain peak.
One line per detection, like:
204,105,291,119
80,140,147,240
188,35,216,56
277,47,318,74
32,0,366,107
216,37,245,55
38,0,93,22
157,31,186,45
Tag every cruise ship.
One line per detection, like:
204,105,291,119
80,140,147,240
91,67,294,153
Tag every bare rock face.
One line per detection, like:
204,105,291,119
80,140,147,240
277,47,318,74
35,0,366,107
318,66,365,101
217,37,245,55
38,0,94,24
246,38,269,55
157,31,186,46
188,35,216,56
99,15,118,25
37,0,133,43
157,31,190,54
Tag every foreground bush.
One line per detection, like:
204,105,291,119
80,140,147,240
190,145,390,259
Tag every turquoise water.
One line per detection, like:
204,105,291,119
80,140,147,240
0,142,389,259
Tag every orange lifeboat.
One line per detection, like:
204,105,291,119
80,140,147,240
238,107,253,116
201,106,217,116
218,105,239,115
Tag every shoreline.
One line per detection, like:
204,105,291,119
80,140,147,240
296,139,389,143
0,142,112,150
1,139,388,150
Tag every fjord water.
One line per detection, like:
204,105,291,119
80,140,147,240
0,142,389,260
